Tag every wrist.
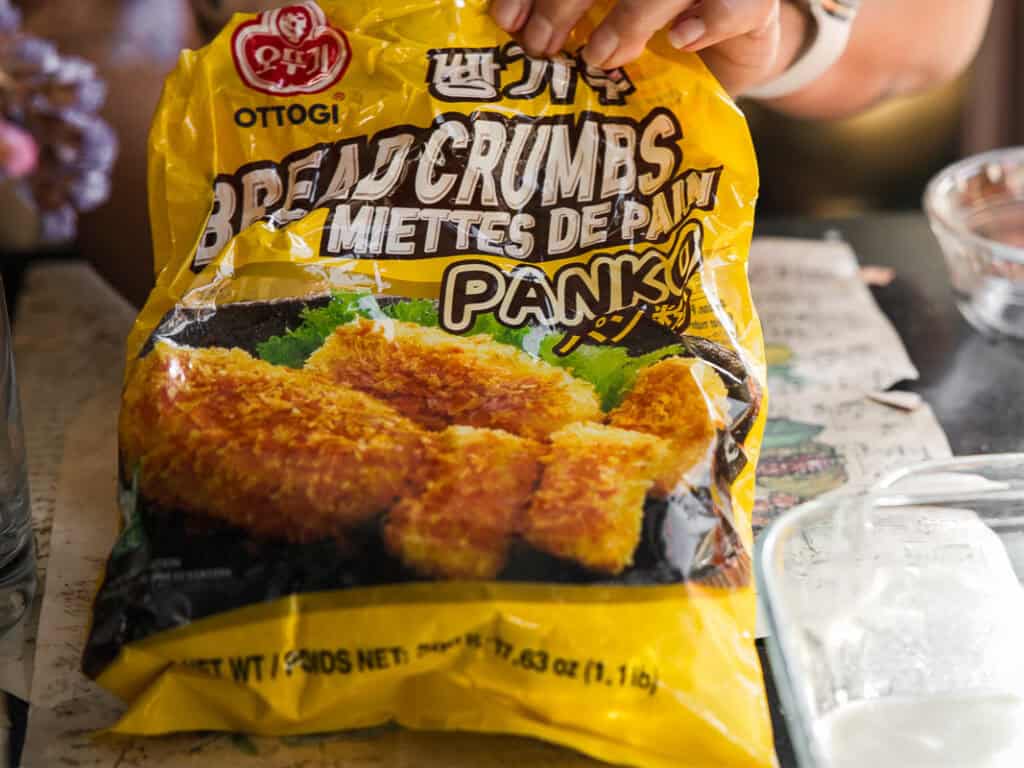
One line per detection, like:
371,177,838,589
763,1,813,85
744,0,858,101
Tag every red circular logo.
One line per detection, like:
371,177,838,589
231,3,351,96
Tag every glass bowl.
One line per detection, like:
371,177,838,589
924,148,1024,339
757,455,1024,767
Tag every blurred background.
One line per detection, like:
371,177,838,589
0,0,1020,307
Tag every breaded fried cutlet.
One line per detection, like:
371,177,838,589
304,318,602,440
385,426,542,579
120,342,434,542
609,357,728,497
522,423,670,574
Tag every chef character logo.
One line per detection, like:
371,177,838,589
278,10,310,44
232,2,350,96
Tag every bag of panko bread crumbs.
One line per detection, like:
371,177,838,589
83,2,773,765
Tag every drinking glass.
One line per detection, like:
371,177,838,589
0,280,35,631
758,455,1024,768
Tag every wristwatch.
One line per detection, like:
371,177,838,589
744,0,861,100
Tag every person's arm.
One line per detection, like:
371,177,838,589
491,0,994,121
762,0,994,120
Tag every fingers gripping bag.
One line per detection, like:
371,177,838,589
83,2,773,765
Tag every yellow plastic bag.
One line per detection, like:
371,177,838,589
84,3,773,766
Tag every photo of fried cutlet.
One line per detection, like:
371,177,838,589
385,426,542,579
609,357,728,497
121,295,756,586
304,318,602,440
120,342,435,542
522,423,671,575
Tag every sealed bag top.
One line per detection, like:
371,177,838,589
137,0,760,373
87,2,773,766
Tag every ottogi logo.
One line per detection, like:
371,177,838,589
232,2,350,96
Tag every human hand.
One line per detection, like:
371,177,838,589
490,0,783,95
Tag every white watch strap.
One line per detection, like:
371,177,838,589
744,0,859,100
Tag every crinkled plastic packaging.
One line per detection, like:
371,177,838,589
84,2,774,766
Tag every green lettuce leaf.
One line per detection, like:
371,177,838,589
467,313,533,348
256,292,375,368
384,298,440,326
538,338,684,410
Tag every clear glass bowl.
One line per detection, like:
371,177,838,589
757,455,1024,767
924,149,1024,339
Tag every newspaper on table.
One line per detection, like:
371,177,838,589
19,238,952,766
749,237,951,530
